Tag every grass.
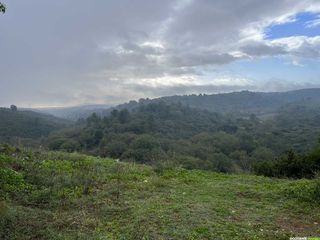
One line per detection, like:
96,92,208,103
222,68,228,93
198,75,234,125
0,148,319,239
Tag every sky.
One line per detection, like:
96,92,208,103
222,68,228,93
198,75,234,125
0,0,320,107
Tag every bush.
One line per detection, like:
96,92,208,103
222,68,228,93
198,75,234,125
0,168,26,192
171,155,203,170
253,148,320,179
282,174,320,204
122,135,165,164
152,160,178,174
60,140,81,152
105,141,127,158
313,174,320,202
0,201,12,239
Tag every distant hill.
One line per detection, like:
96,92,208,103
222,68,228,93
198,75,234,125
0,108,71,141
111,88,320,116
31,88,320,120
34,104,112,121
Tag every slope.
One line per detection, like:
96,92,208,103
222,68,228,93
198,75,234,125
113,88,320,116
0,146,319,239
0,108,71,141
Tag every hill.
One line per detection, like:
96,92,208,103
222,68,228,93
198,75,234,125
23,88,320,121
1,146,319,239
46,102,320,172
111,88,320,116
33,104,112,121
0,108,71,143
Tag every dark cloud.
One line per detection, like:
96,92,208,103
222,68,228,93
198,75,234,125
240,42,287,56
0,0,320,107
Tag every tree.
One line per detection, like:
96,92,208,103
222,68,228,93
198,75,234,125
126,135,164,163
106,141,127,158
111,109,119,118
86,113,100,126
10,105,17,112
118,109,130,124
0,3,5,14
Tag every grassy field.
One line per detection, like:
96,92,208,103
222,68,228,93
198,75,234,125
1,148,319,239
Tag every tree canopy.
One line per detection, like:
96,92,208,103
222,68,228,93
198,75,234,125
0,2,5,13
46,101,320,173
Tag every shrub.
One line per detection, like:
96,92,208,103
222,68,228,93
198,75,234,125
152,159,178,174
253,148,320,179
0,168,26,192
313,174,320,202
283,175,320,204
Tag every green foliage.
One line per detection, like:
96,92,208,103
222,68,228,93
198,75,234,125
127,135,164,163
0,144,18,156
281,175,320,203
0,168,25,192
313,174,320,202
0,147,319,239
40,160,74,173
60,139,81,152
102,141,127,158
0,108,71,145
254,145,320,179
251,147,275,162
46,101,320,174
115,88,320,116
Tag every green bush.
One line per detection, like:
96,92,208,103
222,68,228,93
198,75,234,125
282,175,320,204
313,174,320,202
253,147,320,179
0,201,12,239
0,168,26,192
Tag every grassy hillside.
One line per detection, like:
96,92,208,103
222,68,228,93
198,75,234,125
0,108,70,142
1,146,319,239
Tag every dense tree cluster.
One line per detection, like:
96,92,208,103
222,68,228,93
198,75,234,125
112,88,320,117
254,143,320,179
1,89,319,175
46,102,320,173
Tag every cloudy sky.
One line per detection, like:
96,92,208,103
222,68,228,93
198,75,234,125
1,0,320,107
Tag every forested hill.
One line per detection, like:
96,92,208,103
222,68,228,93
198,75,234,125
0,107,71,141
113,88,320,116
47,102,320,172
29,88,320,120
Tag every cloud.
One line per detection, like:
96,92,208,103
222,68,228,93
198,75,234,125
271,36,320,58
0,0,320,107
305,17,320,28
239,36,320,60
257,78,320,92
240,42,287,57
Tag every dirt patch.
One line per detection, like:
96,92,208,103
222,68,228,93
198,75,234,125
236,191,262,201
276,216,319,236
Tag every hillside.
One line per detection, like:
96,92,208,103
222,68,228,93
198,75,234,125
0,108,70,142
46,102,320,173
25,89,320,121
34,104,112,121
1,146,319,239
112,88,320,116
